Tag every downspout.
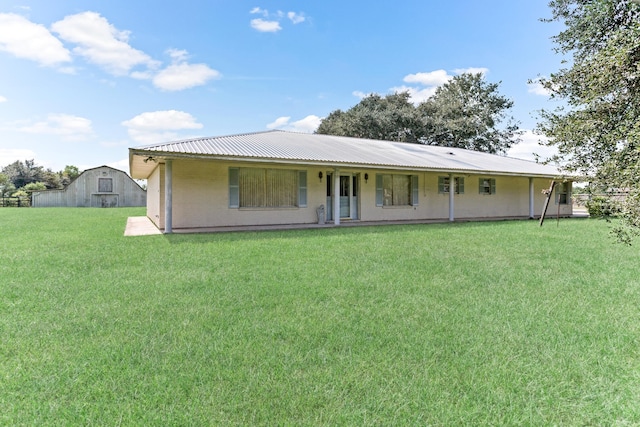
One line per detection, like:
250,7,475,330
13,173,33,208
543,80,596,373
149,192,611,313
333,169,340,225
529,177,535,219
164,159,173,234
449,173,455,222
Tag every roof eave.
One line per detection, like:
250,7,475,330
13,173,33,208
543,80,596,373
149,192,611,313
129,149,568,180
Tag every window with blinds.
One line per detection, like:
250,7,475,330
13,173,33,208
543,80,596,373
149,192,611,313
438,176,465,194
229,168,307,208
375,174,418,207
556,182,571,204
479,178,496,195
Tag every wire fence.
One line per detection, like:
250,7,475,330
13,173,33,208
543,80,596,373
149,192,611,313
573,192,628,206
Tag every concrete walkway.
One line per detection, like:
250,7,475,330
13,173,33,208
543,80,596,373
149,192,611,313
124,216,162,236
124,210,589,237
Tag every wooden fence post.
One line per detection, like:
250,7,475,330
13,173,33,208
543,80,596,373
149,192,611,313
539,181,556,227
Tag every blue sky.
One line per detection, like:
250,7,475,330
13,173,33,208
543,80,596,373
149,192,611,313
0,0,564,173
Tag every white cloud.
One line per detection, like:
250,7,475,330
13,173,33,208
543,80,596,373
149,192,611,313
153,62,221,91
150,49,221,91
287,12,305,24
107,158,130,172
454,67,489,76
0,95,6,103
292,115,322,132
266,115,321,133
0,13,72,68
527,78,552,96
390,85,438,104
250,7,268,16
399,70,451,104
1,12,221,93
398,67,490,104
352,91,370,99
403,69,451,86
251,18,282,32
15,113,94,141
130,71,154,80
506,129,558,162
0,148,36,166
99,139,129,148
166,48,189,62
122,110,203,144
250,8,307,32
122,110,203,130
266,116,291,129
51,11,159,76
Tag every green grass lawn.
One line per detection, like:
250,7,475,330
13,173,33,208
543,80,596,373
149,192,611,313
1,208,639,425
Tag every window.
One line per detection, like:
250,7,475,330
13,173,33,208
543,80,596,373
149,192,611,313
229,168,306,208
479,178,496,195
376,174,418,206
98,177,113,193
556,182,571,204
438,176,464,194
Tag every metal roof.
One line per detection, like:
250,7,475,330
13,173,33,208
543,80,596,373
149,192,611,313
129,130,565,179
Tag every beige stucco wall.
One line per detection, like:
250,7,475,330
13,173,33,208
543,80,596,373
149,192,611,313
171,160,318,228
146,158,571,230
146,164,162,228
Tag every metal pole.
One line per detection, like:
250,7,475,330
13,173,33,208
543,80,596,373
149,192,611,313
333,169,340,225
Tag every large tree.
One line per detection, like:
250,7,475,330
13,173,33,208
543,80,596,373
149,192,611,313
317,73,519,154
419,73,520,154
537,0,640,241
316,92,424,143
0,172,14,197
2,160,46,189
61,165,81,187
1,161,81,191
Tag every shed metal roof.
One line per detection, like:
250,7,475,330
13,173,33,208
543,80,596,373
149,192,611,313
129,130,565,179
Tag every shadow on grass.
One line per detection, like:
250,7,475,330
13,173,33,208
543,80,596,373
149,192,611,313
160,217,588,245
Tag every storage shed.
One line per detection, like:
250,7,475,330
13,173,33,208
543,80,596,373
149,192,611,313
32,165,146,207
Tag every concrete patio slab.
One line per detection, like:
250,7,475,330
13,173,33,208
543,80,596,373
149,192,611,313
124,216,162,236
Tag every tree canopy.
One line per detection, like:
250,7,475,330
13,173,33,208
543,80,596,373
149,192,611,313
316,92,424,143
419,73,520,154
537,0,640,242
0,160,82,197
316,73,520,155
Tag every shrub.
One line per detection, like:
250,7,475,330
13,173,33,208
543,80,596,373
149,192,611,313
586,195,619,218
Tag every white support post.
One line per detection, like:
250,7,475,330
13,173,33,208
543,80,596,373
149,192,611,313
164,159,173,234
333,169,340,225
448,173,455,222
529,177,535,219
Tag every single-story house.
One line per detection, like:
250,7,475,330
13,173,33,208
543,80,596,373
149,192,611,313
128,130,572,233
32,165,146,208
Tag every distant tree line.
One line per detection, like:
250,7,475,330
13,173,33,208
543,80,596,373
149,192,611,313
0,160,81,201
